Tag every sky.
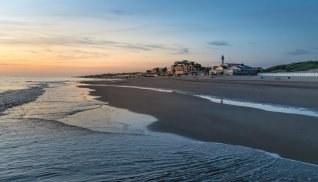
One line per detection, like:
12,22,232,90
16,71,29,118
0,0,318,76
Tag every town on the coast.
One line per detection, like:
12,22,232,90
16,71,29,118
83,56,318,79
145,55,262,77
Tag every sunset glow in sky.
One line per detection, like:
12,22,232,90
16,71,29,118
1,0,318,76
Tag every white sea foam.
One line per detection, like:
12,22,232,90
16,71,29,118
93,84,175,93
103,78,124,81
195,95,318,118
0,85,46,113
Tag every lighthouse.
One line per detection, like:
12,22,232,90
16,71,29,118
221,55,225,66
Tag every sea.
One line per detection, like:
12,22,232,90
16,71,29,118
0,76,318,181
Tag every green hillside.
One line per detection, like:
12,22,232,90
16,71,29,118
264,61,318,72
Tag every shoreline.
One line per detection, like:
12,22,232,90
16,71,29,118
81,77,318,165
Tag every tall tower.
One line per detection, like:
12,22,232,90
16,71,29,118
221,55,225,65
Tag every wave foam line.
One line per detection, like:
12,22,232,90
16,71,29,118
195,95,318,118
93,84,174,93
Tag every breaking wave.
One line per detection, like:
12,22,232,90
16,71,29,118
0,84,46,114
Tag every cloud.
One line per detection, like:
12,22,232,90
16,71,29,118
0,63,24,66
286,49,311,56
0,35,190,55
0,19,28,26
208,41,230,47
56,49,109,60
75,37,188,53
308,47,318,51
178,48,190,54
109,9,132,16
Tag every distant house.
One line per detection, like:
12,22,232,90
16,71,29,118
214,65,229,75
171,60,202,75
146,67,168,76
211,64,260,76
210,66,219,75
227,63,260,75
210,55,261,76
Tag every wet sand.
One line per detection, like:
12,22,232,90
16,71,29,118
81,77,318,164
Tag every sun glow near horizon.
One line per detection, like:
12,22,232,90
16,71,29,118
0,15,200,76
0,44,190,76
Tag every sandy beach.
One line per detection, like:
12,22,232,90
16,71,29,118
81,77,318,164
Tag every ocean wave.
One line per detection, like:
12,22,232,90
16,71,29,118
0,84,46,114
